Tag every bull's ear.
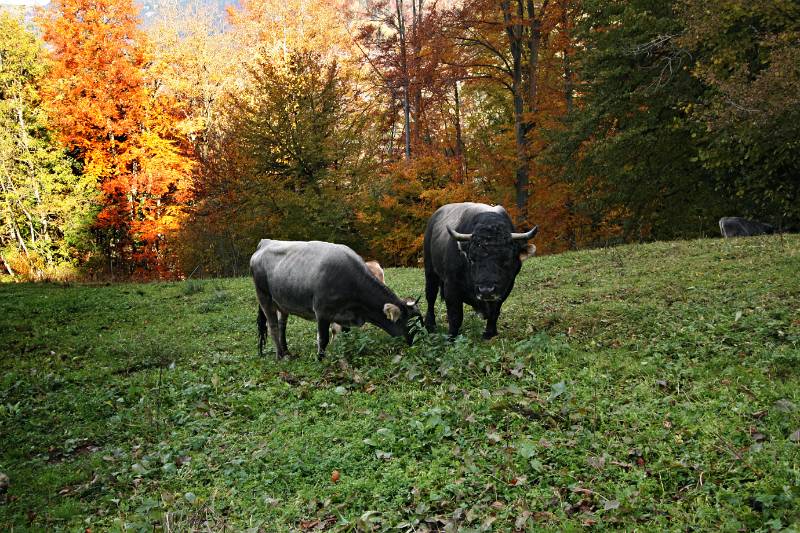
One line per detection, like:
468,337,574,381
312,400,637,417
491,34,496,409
383,303,402,322
519,243,536,261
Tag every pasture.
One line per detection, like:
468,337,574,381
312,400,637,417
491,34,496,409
1,236,799,531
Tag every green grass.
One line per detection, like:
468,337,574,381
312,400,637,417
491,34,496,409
1,236,799,531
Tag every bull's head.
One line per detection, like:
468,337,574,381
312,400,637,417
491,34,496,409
383,297,423,345
447,224,538,302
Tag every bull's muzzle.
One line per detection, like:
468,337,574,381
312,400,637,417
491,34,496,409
477,286,500,301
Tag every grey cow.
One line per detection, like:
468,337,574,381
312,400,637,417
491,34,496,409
719,217,775,238
250,239,421,359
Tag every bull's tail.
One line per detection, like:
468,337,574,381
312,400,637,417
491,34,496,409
257,306,267,357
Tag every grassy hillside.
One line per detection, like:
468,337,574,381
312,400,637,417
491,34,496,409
1,236,799,531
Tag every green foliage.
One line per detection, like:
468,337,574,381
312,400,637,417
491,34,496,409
177,50,375,275
1,236,798,530
679,0,800,227
0,13,95,280
548,0,728,242
548,0,800,240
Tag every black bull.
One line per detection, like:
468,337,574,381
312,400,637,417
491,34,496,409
423,203,538,339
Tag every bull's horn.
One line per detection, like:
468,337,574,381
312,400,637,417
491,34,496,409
511,225,539,241
447,226,472,241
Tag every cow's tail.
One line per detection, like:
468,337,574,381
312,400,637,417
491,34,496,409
257,306,267,357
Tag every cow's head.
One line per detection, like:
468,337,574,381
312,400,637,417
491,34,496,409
447,223,538,302
383,297,423,345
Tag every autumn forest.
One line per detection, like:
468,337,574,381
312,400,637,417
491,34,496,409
1,0,798,280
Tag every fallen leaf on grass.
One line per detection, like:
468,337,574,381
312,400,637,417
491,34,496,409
487,431,502,444
603,499,620,511
789,429,800,442
587,455,605,469
514,511,531,530
330,470,340,483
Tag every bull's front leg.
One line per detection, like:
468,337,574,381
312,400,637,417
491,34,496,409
443,285,464,339
482,302,501,340
424,269,441,333
316,318,331,360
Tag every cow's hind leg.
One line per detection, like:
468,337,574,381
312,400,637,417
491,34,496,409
424,269,441,333
316,318,331,360
277,310,290,357
257,306,267,357
255,286,287,359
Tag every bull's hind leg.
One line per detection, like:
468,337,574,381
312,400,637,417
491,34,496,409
255,286,288,359
424,269,441,333
442,284,464,339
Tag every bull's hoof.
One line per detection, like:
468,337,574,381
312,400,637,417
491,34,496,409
424,320,436,333
317,351,326,361
481,330,498,340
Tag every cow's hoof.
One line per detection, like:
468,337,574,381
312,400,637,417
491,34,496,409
317,352,326,361
481,331,497,340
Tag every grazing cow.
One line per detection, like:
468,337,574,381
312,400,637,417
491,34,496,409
331,259,385,339
250,239,421,359
423,202,538,339
719,217,775,238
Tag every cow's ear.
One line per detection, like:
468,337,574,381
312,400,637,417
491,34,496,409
519,243,536,261
383,303,402,322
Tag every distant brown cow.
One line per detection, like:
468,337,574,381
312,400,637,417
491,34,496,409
365,260,385,284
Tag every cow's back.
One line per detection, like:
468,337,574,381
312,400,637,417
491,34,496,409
251,240,368,317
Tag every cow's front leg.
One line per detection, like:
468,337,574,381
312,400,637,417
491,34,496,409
316,318,331,360
482,302,501,340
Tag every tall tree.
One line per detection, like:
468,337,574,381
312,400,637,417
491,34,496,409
452,0,554,224
41,0,195,277
679,0,800,227
0,13,94,279
547,0,725,242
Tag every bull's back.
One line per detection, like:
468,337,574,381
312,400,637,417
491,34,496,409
425,203,508,274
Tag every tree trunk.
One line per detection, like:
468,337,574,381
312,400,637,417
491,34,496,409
501,0,530,223
396,0,412,160
453,81,466,178
561,1,574,114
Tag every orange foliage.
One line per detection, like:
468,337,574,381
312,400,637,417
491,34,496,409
358,153,482,266
40,0,195,278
